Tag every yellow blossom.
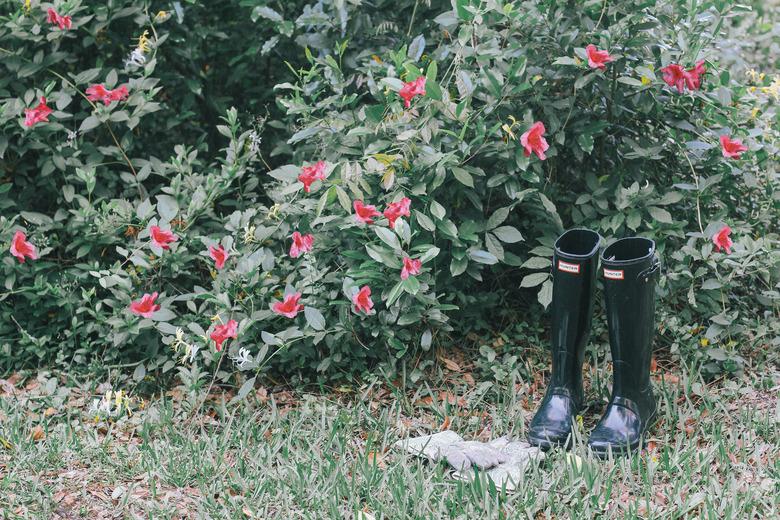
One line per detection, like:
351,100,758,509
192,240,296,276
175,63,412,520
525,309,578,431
700,338,709,347
750,107,760,119
135,30,152,53
154,10,170,23
501,115,520,141
242,224,257,244
749,86,757,93
641,75,652,86
266,203,281,221
23,0,31,13
746,69,759,82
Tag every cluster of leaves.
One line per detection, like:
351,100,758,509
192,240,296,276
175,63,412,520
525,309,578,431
1,0,777,382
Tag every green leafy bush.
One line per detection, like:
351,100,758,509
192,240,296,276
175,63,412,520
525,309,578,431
1,0,777,382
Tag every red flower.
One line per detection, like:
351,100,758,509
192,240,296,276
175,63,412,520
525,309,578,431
209,245,228,270
272,292,305,318
353,200,381,224
585,44,614,70
9,231,37,263
47,8,72,30
352,285,374,314
289,232,314,258
712,225,733,254
719,135,748,159
399,76,426,108
150,226,177,250
211,319,238,352
298,161,327,193
520,121,549,161
684,60,706,91
661,61,706,93
383,197,411,229
129,292,161,318
86,84,129,105
23,97,52,127
400,257,422,280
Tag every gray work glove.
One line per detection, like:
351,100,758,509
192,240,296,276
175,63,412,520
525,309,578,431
440,441,509,471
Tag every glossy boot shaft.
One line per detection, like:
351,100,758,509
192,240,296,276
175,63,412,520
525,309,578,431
588,237,660,457
528,228,601,449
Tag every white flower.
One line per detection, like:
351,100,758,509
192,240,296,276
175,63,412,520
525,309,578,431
233,347,253,369
125,48,147,70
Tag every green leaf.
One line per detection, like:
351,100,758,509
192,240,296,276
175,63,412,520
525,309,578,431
617,76,644,87
402,276,420,295
335,186,352,213
492,226,524,243
267,164,300,182
374,227,401,250
538,279,553,308
415,211,436,231
521,272,549,288
79,116,101,132
418,246,440,264
386,280,405,306
236,377,257,401
468,249,498,265
577,133,594,153
451,166,474,187
486,207,510,230
521,257,551,269
304,307,326,331
552,56,579,66
430,200,446,220
450,256,467,276
647,206,673,224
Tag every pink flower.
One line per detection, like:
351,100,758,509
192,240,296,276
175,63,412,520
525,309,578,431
520,121,549,161
86,84,129,105
209,245,228,270
353,200,381,224
400,257,422,280
150,226,177,250
661,63,687,93
383,197,411,229
352,285,374,314
399,76,426,108
712,225,733,254
289,232,314,258
272,292,305,318
47,8,72,30
211,319,238,352
684,60,706,91
23,97,52,127
9,231,37,263
585,44,614,70
298,161,327,193
661,61,706,93
719,135,748,159
129,292,161,318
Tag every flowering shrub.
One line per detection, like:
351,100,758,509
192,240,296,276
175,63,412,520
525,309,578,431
1,1,777,381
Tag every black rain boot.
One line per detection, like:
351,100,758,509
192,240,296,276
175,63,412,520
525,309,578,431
528,228,601,449
588,237,661,457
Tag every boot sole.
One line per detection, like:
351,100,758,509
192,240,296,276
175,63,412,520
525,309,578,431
528,433,572,451
588,409,658,458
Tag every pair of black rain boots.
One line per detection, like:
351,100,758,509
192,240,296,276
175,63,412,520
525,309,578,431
527,228,661,456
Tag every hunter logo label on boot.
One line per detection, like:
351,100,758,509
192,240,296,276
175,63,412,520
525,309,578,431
557,260,580,274
604,268,624,280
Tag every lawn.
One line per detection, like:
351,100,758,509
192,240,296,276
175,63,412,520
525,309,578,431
1,342,777,519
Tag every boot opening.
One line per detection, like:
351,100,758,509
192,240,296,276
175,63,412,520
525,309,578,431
555,229,601,257
602,237,655,262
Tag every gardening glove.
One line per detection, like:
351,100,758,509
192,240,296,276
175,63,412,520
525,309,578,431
440,441,509,471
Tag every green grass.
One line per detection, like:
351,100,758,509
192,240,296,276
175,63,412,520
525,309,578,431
1,352,778,519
